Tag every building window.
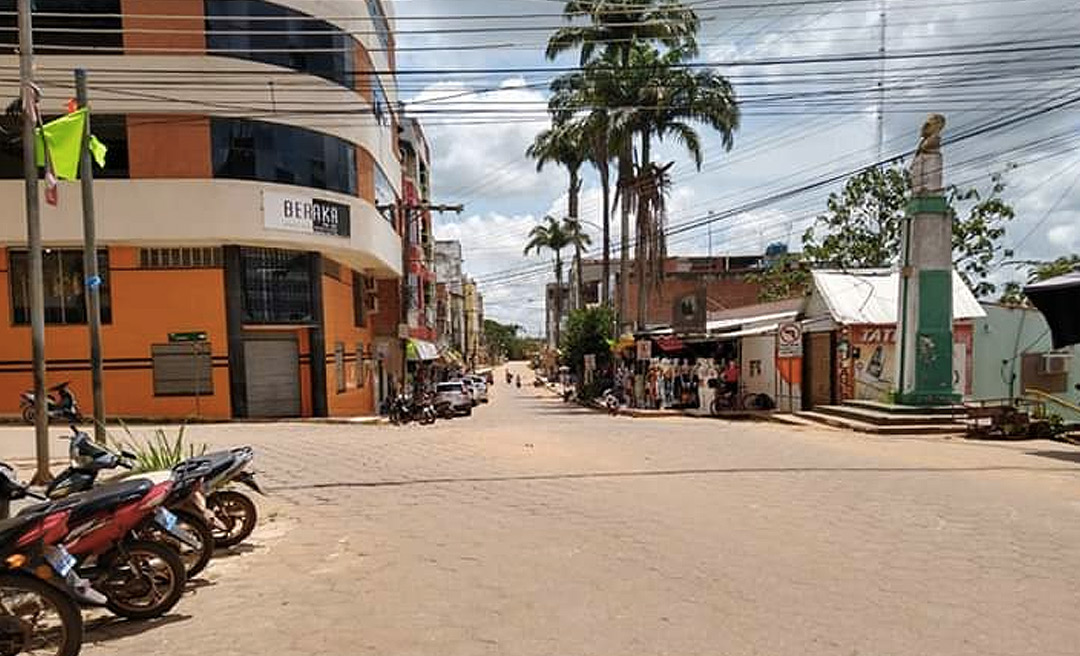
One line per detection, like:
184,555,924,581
334,343,346,393
152,342,214,396
205,0,355,91
211,118,357,196
375,165,395,221
139,247,223,269
356,343,365,388
352,271,366,327
9,249,111,325
239,247,313,324
0,115,129,181
365,0,392,52
0,1,122,54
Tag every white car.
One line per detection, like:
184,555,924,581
436,381,473,416
465,376,489,403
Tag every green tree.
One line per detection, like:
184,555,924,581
547,0,703,329
561,305,616,396
484,319,528,361
800,165,1016,297
527,122,589,309
524,216,590,347
746,253,813,303
999,254,1080,305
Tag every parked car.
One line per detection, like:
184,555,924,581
465,376,489,403
436,381,473,416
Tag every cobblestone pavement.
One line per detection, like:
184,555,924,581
4,363,1080,655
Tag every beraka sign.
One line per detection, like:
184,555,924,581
263,191,351,238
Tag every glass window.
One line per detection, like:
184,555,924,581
9,249,112,325
352,271,366,327
206,0,354,91
0,1,122,54
211,118,357,196
375,165,395,220
334,343,345,393
366,0,392,53
239,247,314,324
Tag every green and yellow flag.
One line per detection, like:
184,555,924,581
34,109,108,180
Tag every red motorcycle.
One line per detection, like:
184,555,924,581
9,469,188,621
0,462,91,656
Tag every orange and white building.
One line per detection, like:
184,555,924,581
0,0,404,419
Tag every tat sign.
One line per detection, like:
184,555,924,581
777,322,803,358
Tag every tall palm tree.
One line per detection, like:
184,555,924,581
523,216,589,348
546,0,699,67
526,122,588,309
547,0,699,331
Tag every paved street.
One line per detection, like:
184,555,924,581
5,363,1080,655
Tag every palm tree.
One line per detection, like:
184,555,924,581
523,216,589,348
526,122,588,309
546,0,699,67
547,0,700,330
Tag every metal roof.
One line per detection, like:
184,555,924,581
811,269,985,325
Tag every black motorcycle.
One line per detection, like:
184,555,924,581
19,381,82,425
389,395,436,426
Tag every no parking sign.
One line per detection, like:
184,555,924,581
777,322,803,358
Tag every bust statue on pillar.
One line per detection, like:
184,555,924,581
909,114,945,195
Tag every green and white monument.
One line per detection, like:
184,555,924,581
896,114,960,406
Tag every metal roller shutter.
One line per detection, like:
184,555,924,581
244,336,301,418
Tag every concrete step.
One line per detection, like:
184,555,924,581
817,404,965,427
842,399,964,417
769,413,826,429
794,411,963,436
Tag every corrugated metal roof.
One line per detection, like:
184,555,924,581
811,269,985,325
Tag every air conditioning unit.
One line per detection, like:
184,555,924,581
1040,352,1072,375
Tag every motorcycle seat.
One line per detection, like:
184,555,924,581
20,479,153,524
0,514,41,545
189,452,236,482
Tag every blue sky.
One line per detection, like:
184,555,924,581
392,0,1080,335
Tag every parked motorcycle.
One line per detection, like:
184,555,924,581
0,463,98,656
389,395,436,426
19,382,81,425
197,447,263,549
5,463,190,620
41,431,215,578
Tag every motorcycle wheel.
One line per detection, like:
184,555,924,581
100,539,187,620
145,510,214,579
0,572,83,656
20,405,34,425
207,490,258,548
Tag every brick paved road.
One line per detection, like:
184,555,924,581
5,363,1080,655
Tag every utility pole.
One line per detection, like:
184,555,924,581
382,201,463,394
19,0,50,484
75,69,106,443
876,0,887,161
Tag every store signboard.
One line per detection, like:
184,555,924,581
636,340,652,361
264,191,351,238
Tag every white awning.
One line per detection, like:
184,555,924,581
406,339,439,361
707,310,799,334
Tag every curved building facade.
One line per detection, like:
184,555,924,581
0,0,402,419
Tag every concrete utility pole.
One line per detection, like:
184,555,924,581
383,201,463,393
18,0,50,484
75,69,106,443
896,114,957,406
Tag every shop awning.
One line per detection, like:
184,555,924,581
439,346,464,366
1025,271,1080,348
406,339,439,361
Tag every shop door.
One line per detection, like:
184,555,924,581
803,331,835,409
244,335,301,418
